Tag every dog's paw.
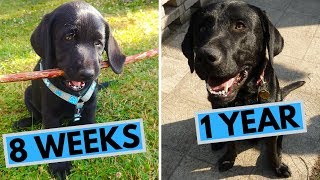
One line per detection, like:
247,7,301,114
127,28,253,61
12,118,34,129
49,162,72,180
275,163,291,178
211,142,225,151
218,158,235,172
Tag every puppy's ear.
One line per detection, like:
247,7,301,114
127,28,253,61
30,13,55,67
182,20,195,73
253,6,284,64
105,24,126,74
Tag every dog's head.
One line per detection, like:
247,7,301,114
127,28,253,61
182,1,283,103
31,1,125,91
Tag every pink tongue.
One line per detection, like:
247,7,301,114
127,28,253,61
71,81,82,86
210,78,235,91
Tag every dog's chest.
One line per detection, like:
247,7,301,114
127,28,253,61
233,91,259,106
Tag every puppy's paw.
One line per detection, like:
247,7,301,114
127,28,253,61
218,158,235,172
211,142,225,151
275,163,291,178
49,162,72,180
12,117,37,129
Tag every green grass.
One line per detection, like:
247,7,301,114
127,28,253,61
0,0,158,179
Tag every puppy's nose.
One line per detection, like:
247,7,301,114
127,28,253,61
79,69,95,80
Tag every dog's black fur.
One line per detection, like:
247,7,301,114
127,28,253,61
182,1,304,178
14,1,125,179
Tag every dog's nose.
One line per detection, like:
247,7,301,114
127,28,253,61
200,48,222,64
79,69,95,80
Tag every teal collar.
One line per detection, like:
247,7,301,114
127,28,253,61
40,62,96,121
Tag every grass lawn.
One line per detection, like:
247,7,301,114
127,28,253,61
0,0,159,179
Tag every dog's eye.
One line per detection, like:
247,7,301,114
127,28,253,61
199,26,206,32
94,40,103,46
199,26,210,32
64,33,75,41
234,21,246,30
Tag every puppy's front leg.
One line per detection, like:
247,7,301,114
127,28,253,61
265,136,291,178
42,103,72,180
48,162,72,180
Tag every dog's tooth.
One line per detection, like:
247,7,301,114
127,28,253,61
225,84,229,93
222,90,226,96
207,84,214,94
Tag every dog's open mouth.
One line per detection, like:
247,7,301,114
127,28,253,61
206,70,248,97
65,80,86,91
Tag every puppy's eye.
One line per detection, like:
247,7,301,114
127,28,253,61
64,33,75,41
94,40,103,46
200,26,211,33
199,19,214,32
234,21,246,30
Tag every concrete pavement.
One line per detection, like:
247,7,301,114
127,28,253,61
161,0,320,179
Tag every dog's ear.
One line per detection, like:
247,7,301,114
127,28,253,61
254,6,284,64
30,13,55,67
182,19,195,73
105,24,126,74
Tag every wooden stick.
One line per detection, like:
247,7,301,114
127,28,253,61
0,48,158,83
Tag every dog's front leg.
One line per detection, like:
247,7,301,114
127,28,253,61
41,102,72,180
210,103,227,151
265,136,291,177
218,141,237,172
211,143,225,151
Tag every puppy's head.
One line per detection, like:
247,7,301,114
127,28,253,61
31,1,125,91
182,1,283,103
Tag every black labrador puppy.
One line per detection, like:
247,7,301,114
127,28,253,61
182,1,304,178
14,1,125,179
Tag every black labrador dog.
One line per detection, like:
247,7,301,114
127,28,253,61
182,1,304,178
14,1,125,179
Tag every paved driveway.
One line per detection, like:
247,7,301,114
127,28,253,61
161,0,320,179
